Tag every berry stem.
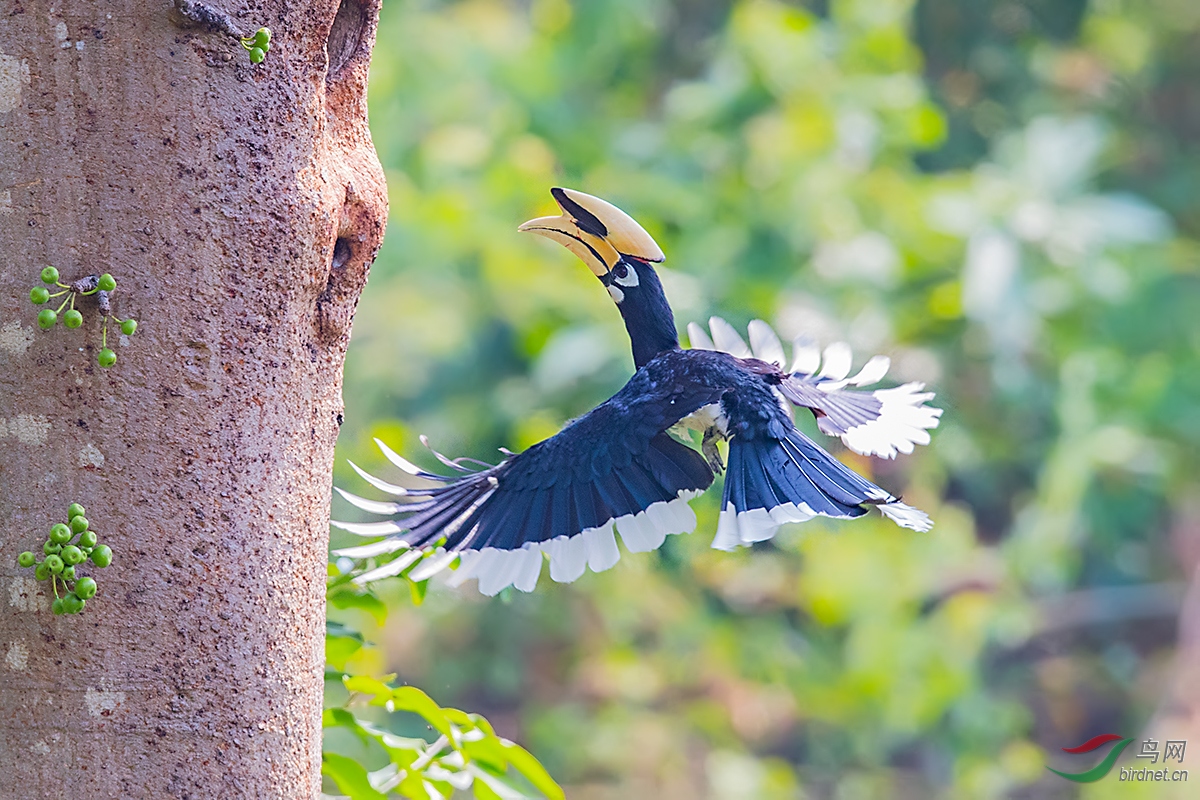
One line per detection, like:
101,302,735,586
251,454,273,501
102,323,108,349
55,296,71,314
48,290,69,298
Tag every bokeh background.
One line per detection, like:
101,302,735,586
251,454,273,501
325,0,1200,797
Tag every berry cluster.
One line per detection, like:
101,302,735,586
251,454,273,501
17,503,113,616
29,267,138,368
240,27,271,64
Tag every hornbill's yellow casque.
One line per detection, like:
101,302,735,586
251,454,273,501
333,189,942,595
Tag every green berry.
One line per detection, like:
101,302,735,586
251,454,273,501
68,503,86,519
98,348,116,368
62,565,76,581
43,541,61,555
35,562,50,581
254,27,271,46
52,597,66,615
121,318,138,335
62,593,84,614
70,516,89,534
45,554,64,574
30,286,50,305
64,309,83,329
78,530,98,548
249,46,266,64
37,309,57,329
61,545,84,565
18,551,36,568
41,266,60,284
90,545,112,568
76,577,97,600
97,273,116,292
50,523,72,543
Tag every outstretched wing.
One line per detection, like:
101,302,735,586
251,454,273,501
687,317,942,459
333,375,725,595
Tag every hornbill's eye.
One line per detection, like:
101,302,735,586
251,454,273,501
611,261,639,288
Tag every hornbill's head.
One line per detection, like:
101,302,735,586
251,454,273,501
519,188,680,368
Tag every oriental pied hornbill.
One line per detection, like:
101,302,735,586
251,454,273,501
332,189,941,595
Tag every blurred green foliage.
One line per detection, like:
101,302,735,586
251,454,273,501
324,0,1200,797
324,669,563,799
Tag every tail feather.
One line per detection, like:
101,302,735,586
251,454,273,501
778,434,875,509
713,426,929,551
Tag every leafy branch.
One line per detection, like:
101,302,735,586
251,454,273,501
323,678,563,800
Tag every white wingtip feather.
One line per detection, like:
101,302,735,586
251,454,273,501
747,319,786,367
330,519,406,537
334,486,406,515
708,317,752,358
408,549,459,582
840,383,943,459
352,549,424,585
348,460,410,496
878,501,933,532
374,438,426,475
847,354,891,386
817,342,852,381
333,539,412,559
687,322,716,350
790,335,821,375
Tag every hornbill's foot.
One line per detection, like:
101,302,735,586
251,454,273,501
702,432,725,475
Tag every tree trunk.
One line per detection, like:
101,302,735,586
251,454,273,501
0,1,386,796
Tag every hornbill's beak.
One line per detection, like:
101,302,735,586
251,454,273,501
518,187,665,277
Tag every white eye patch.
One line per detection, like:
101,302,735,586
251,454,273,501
612,264,640,287
607,285,625,303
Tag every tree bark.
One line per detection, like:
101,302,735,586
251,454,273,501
0,1,386,796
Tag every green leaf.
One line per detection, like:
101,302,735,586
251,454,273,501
321,752,387,800
330,587,389,625
441,708,474,728
471,775,503,800
408,577,429,606
462,736,509,772
323,707,361,730
499,741,565,800
343,674,395,706
325,620,365,641
326,635,364,672
389,686,453,737
323,708,375,748
399,768,431,798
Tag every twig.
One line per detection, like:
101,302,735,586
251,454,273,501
173,0,245,39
